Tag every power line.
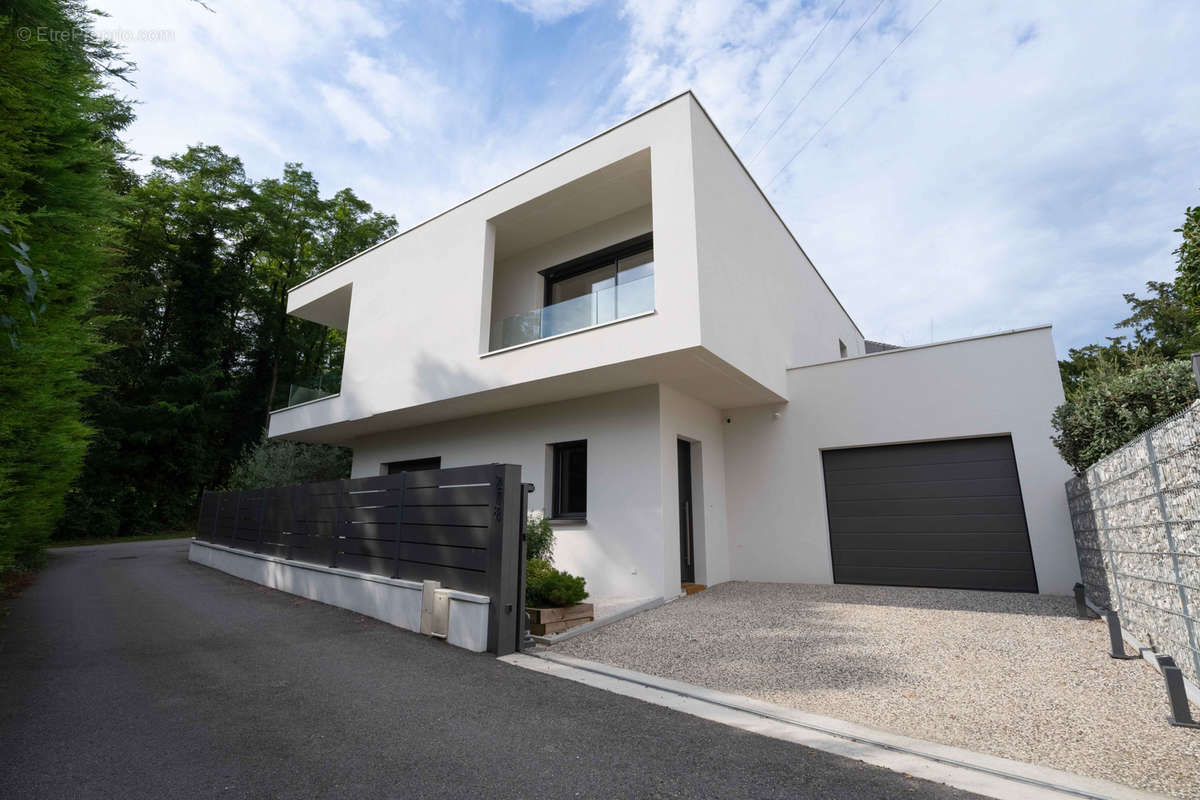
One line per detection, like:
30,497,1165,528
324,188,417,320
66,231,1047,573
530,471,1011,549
747,0,887,165
735,0,847,147
766,0,946,189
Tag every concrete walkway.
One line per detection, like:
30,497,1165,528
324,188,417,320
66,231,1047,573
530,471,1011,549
0,540,984,799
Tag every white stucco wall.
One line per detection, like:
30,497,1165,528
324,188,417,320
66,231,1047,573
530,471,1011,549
349,386,669,600
688,100,865,391
723,326,1080,594
658,384,731,589
271,97,703,440
271,93,870,442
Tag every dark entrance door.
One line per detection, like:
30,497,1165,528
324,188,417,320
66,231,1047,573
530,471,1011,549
821,436,1037,592
677,439,695,583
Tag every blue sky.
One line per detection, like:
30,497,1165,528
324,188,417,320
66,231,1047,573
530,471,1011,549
93,0,1200,355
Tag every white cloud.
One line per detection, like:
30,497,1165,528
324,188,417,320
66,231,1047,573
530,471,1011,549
611,0,1200,352
499,0,599,24
88,0,1200,355
344,52,446,134
317,83,393,147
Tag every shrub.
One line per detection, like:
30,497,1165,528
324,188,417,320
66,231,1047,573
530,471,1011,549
525,510,554,563
525,557,588,607
1051,358,1197,474
226,434,352,490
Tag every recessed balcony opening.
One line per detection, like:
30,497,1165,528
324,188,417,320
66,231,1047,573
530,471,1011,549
273,283,350,411
485,149,653,353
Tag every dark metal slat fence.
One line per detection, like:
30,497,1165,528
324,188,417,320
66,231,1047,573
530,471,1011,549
196,463,524,655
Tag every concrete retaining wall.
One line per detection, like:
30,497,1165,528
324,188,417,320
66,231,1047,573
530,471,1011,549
189,540,489,652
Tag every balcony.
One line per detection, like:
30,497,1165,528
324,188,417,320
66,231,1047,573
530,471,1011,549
485,148,655,353
494,261,654,350
273,371,342,410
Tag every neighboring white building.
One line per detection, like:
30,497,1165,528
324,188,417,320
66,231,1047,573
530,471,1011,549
268,92,1078,602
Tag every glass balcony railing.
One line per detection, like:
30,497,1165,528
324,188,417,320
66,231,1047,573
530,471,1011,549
496,274,654,350
273,371,341,411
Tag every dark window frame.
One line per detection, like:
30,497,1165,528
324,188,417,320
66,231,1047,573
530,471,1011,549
540,233,653,308
550,440,587,520
384,456,442,475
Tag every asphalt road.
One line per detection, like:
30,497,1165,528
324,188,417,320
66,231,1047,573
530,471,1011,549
0,539,982,799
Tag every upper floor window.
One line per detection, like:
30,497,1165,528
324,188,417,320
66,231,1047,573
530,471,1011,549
538,234,654,339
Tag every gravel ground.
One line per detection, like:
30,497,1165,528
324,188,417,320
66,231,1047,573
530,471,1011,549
555,581,1200,799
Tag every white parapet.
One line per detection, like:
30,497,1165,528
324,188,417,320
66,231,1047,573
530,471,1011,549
188,540,490,653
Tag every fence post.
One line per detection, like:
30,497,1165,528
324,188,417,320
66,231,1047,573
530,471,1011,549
287,484,298,561
484,464,523,656
1090,463,1125,615
255,489,268,554
391,471,409,579
329,480,344,568
1143,432,1200,683
210,491,222,542
518,482,534,648
230,491,242,548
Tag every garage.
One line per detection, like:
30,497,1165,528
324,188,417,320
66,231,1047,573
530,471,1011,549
821,436,1037,592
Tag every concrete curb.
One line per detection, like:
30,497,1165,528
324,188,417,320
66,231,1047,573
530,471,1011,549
500,651,1167,800
530,597,665,645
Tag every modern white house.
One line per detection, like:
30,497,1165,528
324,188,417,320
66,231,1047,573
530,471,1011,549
268,91,1079,605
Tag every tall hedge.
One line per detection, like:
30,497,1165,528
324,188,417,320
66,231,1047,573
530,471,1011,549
1050,359,1198,474
0,0,131,572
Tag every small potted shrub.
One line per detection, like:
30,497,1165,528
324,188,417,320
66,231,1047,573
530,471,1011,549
524,512,592,635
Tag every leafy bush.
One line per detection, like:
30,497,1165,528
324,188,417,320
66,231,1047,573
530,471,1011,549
226,434,352,490
525,558,588,607
1051,358,1197,474
525,510,554,563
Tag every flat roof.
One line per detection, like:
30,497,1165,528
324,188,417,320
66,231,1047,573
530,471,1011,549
788,324,1054,371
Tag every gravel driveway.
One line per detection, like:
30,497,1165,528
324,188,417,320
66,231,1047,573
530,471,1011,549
555,581,1200,799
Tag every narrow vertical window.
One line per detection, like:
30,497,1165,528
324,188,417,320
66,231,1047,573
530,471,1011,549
551,440,587,519
838,339,848,358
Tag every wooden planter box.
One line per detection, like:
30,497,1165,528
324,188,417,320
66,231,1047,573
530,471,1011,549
527,603,594,636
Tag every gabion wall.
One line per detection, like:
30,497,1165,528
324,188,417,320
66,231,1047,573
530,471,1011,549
1067,401,1200,687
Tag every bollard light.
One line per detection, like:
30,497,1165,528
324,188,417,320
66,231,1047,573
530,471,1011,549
1073,583,1092,620
1106,610,1140,659
1156,654,1200,729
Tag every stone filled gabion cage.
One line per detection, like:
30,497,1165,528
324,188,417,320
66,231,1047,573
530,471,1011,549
1067,400,1200,687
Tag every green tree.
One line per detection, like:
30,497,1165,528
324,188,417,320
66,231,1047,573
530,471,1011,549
0,0,132,572
1051,358,1197,474
1052,199,1200,472
60,151,396,539
59,146,258,538
1175,204,1200,318
1115,280,1197,358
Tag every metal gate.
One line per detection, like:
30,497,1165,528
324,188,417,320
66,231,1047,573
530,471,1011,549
198,463,527,655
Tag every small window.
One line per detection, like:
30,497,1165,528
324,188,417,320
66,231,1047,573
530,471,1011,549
838,339,848,358
385,456,441,475
551,440,587,519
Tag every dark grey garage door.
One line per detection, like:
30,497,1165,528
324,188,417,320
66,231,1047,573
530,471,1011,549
822,436,1037,592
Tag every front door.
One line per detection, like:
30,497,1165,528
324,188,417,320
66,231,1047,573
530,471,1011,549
677,439,695,583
